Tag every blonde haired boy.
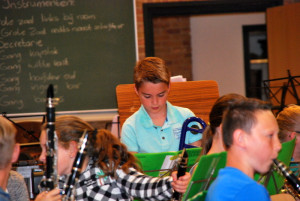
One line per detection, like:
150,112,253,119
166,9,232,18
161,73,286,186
0,117,20,201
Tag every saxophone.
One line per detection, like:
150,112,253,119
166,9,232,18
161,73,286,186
273,159,300,200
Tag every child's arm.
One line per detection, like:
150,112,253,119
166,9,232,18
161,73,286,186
116,168,190,200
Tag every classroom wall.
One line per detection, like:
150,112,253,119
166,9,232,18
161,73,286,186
135,0,299,61
153,16,192,81
267,3,300,106
190,12,266,96
135,0,197,60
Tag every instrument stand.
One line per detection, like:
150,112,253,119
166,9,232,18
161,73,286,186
1,112,45,141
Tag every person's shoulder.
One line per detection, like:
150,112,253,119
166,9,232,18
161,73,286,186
172,105,194,117
0,188,10,201
9,170,24,180
237,182,269,200
8,170,26,186
167,101,192,113
123,109,140,126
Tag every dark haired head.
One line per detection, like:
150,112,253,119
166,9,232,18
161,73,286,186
222,98,272,149
202,93,246,154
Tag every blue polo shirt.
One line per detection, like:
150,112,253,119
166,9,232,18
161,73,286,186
121,101,202,153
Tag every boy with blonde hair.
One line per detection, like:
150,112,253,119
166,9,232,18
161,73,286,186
277,104,300,161
0,117,20,201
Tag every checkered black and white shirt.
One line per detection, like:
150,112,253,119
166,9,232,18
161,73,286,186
59,163,174,201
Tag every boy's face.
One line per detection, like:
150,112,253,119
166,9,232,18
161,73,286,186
135,81,169,116
246,110,281,174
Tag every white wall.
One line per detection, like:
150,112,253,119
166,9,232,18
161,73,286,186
190,12,265,96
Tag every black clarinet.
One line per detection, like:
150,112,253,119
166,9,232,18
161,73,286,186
62,130,89,201
273,159,300,194
40,84,58,191
173,148,189,201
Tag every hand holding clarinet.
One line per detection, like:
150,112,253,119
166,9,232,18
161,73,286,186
37,84,61,200
172,148,191,201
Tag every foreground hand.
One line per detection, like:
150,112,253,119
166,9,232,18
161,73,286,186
171,171,191,193
35,189,62,201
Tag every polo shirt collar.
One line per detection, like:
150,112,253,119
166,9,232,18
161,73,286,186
139,101,177,128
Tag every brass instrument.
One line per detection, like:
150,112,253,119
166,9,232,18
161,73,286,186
179,117,206,150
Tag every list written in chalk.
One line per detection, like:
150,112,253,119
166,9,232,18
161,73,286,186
0,0,136,114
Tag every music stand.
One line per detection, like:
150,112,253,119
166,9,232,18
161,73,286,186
2,112,45,141
135,151,178,177
181,151,227,201
134,147,202,178
263,70,300,113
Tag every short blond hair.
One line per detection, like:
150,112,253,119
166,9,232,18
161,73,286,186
277,105,300,142
0,117,17,169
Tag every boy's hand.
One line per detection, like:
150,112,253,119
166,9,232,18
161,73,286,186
171,171,191,193
35,189,62,201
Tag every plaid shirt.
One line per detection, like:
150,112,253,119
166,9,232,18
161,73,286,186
59,162,174,201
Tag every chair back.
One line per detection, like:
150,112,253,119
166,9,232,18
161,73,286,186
182,152,227,201
116,80,219,128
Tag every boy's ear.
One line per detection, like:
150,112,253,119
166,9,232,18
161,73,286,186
11,143,20,163
167,83,171,94
289,131,297,140
232,129,246,148
134,85,139,96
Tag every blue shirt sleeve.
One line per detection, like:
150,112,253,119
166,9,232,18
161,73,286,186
121,122,139,152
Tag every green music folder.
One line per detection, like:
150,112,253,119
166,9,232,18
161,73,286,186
182,151,227,201
134,147,202,177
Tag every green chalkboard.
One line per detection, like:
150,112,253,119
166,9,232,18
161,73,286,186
0,0,136,114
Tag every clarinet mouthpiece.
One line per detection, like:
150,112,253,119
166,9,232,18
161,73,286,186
47,84,54,98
